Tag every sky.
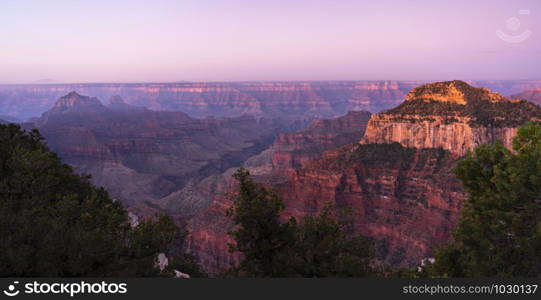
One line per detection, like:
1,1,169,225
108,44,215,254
0,0,540,83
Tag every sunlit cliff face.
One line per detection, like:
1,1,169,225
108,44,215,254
361,81,541,156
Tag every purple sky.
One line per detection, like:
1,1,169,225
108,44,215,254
1,0,540,83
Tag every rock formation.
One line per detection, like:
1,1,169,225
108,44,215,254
361,81,541,156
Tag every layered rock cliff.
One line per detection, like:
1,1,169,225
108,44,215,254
280,143,466,267
361,81,541,156
362,114,520,157
184,143,466,273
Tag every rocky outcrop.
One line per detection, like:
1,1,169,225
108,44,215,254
361,81,541,156
37,92,108,126
51,91,103,110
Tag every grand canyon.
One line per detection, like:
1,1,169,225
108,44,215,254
3,79,541,274
3,1,541,290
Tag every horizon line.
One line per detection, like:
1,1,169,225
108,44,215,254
2,78,541,86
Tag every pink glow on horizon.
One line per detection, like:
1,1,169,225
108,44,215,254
0,0,540,83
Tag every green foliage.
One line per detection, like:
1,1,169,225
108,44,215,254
432,122,541,277
348,143,416,169
226,168,295,277
227,168,375,277
0,124,203,277
289,204,374,277
121,214,178,277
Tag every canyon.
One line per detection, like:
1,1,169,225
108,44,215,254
3,80,541,121
27,92,293,207
15,91,375,273
180,81,541,274
174,111,373,272
244,110,372,183
10,80,541,275
0,81,417,121
278,81,541,268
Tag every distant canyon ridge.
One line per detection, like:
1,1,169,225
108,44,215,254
2,80,541,121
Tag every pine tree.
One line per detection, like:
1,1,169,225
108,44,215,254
226,168,295,277
432,122,541,277
227,168,375,277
